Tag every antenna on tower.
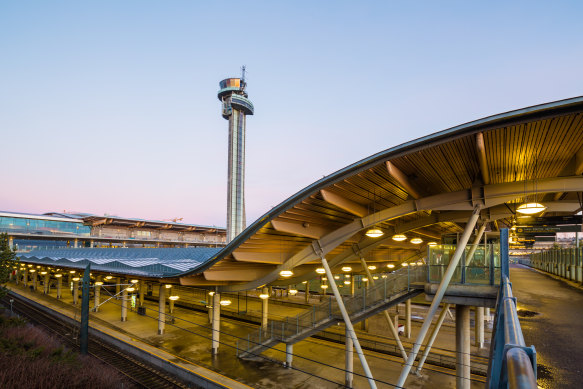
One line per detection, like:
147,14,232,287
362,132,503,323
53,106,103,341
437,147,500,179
240,65,247,91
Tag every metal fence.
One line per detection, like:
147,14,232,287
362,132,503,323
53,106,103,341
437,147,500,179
239,266,426,355
528,247,583,283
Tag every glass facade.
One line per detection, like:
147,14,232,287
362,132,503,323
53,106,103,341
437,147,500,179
0,216,91,236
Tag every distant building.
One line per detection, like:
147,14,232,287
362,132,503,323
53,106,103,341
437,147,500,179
0,211,226,251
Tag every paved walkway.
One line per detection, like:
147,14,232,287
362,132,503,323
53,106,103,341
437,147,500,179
510,264,583,389
8,280,486,388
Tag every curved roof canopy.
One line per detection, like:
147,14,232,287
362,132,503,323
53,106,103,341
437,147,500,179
17,97,583,288
178,96,583,291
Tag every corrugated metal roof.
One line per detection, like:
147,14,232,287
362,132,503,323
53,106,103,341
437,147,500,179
18,247,221,277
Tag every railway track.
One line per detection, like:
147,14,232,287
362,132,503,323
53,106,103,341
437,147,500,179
4,293,194,389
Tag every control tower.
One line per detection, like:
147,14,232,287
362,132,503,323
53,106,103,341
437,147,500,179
218,68,254,242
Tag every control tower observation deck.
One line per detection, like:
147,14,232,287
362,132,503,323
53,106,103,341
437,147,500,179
218,75,254,242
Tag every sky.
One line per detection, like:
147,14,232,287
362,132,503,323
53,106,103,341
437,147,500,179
1,1,582,227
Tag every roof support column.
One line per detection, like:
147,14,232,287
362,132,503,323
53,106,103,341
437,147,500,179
456,304,471,389
32,270,37,291
475,306,484,348
415,303,451,374
359,257,407,362
94,276,101,312
43,272,50,294
56,274,62,299
321,255,377,389
345,327,354,388
304,282,310,303
397,204,482,388
212,292,220,355
261,287,268,329
405,299,411,339
121,280,128,322
138,280,145,307
23,268,28,287
466,223,487,267
115,277,121,299
73,277,79,305
158,284,166,335
285,343,293,368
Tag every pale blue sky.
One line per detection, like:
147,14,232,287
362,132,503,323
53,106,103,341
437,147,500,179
1,1,582,226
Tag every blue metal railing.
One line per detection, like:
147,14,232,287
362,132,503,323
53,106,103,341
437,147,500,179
487,229,537,388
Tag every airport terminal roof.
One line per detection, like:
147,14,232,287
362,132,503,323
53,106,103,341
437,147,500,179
18,248,222,278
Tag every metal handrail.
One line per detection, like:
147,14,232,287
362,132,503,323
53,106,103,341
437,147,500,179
487,229,537,389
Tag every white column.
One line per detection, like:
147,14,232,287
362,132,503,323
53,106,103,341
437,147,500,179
285,343,293,368
415,303,451,374
73,238,78,248
212,292,220,354
32,271,38,291
23,269,28,287
321,256,377,389
208,292,214,324
158,284,166,335
345,327,354,388
359,256,407,362
121,281,128,322
115,277,121,299
456,305,471,389
304,282,310,303
138,280,145,307
73,279,79,305
94,276,101,312
405,299,412,338
397,205,481,387
475,307,484,348
261,287,269,329
56,275,62,299
43,273,50,294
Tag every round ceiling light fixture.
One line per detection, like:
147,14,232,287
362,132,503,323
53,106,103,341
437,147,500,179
279,270,294,277
392,234,407,242
411,238,423,244
516,202,546,215
315,268,326,274
368,265,377,270
387,264,395,269
427,241,438,246
365,228,384,238
341,266,352,272
219,299,232,306
259,293,269,299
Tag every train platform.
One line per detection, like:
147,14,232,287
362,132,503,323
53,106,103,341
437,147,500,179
7,281,488,388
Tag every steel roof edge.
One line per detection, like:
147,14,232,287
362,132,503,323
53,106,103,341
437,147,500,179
173,95,583,278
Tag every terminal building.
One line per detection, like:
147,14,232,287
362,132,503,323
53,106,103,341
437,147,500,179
1,211,226,251
6,96,583,388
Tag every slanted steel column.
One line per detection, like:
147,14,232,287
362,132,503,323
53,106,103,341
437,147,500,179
359,256,407,362
158,284,166,335
405,299,412,338
121,280,128,322
415,303,451,374
475,306,484,348
465,223,487,266
456,305,471,389
321,255,377,389
261,287,269,329
212,292,220,354
397,205,482,387
285,343,293,368
345,327,354,388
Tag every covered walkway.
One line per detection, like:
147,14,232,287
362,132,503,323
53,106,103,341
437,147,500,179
510,264,583,389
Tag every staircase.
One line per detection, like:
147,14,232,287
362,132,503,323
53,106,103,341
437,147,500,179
238,266,426,359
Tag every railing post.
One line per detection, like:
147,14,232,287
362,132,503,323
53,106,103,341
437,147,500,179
297,316,299,335
312,306,316,325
